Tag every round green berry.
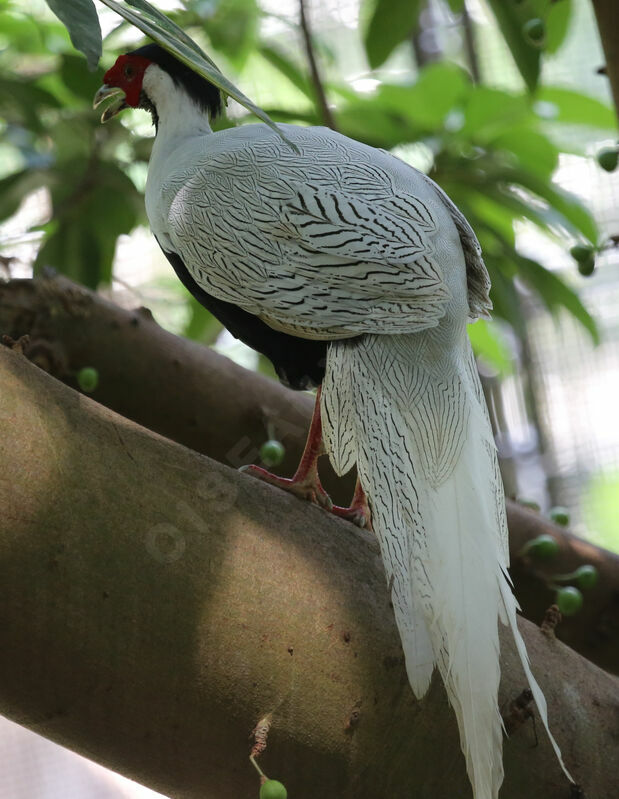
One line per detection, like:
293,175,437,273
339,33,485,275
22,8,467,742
77,366,99,393
260,439,285,468
574,564,598,590
555,586,583,616
523,18,546,47
577,255,595,277
597,146,619,172
570,245,594,264
549,506,570,527
527,534,559,559
260,779,288,799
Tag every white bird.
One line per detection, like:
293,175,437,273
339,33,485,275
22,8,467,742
94,43,572,798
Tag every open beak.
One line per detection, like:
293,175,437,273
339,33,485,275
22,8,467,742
93,84,128,122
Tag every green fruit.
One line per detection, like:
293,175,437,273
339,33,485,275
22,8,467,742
555,586,583,616
260,779,288,799
597,146,619,172
527,534,559,559
574,564,598,590
260,439,285,467
523,18,546,47
77,366,99,393
570,245,594,264
549,506,570,527
577,256,596,277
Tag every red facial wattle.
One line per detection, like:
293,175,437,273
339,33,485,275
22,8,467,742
103,54,151,108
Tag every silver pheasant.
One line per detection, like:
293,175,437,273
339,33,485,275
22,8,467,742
94,44,572,798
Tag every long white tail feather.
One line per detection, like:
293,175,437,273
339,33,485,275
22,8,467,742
497,577,573,783
322,330,570,799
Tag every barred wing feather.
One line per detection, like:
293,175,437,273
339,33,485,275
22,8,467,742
164,139,452,339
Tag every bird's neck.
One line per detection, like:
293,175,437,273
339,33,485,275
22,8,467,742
142,67,213,167
152,86,213,140
145,88,212,206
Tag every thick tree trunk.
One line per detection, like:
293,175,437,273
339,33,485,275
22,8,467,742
592,0,619,121
0,344,617,798
2,275,618,674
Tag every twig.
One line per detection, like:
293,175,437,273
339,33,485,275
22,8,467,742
502,689,535,739
249,714,272,784
299,0,337,130
461,0,480,84
540,604,562,638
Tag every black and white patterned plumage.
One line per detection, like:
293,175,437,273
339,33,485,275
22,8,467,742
101,47,571,799
151,124,478,338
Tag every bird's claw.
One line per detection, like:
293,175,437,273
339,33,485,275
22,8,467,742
331,503,373,531
240,463,333,510
240,464,371,530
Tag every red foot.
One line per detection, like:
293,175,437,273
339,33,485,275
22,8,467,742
331,480,373,530
240,386,372,531
240,464,333,510
331,503,372,530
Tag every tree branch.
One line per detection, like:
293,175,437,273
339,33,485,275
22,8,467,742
461,0,480,84
592,0,619,121
2,275,618,674
299,0,337,130
0,344,617,798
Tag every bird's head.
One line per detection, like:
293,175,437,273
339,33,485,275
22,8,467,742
93,43,222,126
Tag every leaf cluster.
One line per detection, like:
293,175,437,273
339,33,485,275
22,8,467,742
0,0,613,349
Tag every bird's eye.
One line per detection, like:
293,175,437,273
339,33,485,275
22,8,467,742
123,63,135,79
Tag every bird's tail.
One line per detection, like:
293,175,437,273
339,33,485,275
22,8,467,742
321,331,571,799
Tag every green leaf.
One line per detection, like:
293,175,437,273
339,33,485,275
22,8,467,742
43,0,102,69
35,220,100,286
545,0,572,55
535,87,616,130
378,63,470,129
468,318,512,375
36,159,141,287
490,127,559,178
259,45,314,100
51,115,95,162
461,87,530,140
0,10,45,53
60,53,106,100
486,261,525,335
335,101,415,149
183,297,222,343
363,0,422,69
96,0,297,150
503,168,598,243
199,0,260,69
0,170,50,221
123,0,214,63
458,193,517,247
515,255,599,344
445,0,464,11
0,75,62,131
481,186,573,240
485,0,541,91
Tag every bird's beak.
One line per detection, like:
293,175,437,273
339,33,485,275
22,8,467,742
93,84,128,122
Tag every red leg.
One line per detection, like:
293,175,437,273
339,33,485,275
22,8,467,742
241,386,332,510
331,477,373,530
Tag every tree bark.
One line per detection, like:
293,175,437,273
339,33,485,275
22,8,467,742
0,344,617,799
592,0,619,121
2,275,618,674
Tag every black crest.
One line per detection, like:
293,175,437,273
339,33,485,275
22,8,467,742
130,43,223,120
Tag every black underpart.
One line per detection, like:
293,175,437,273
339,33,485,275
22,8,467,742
158,244,343,390
139,90,158,129
130,43,223,120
